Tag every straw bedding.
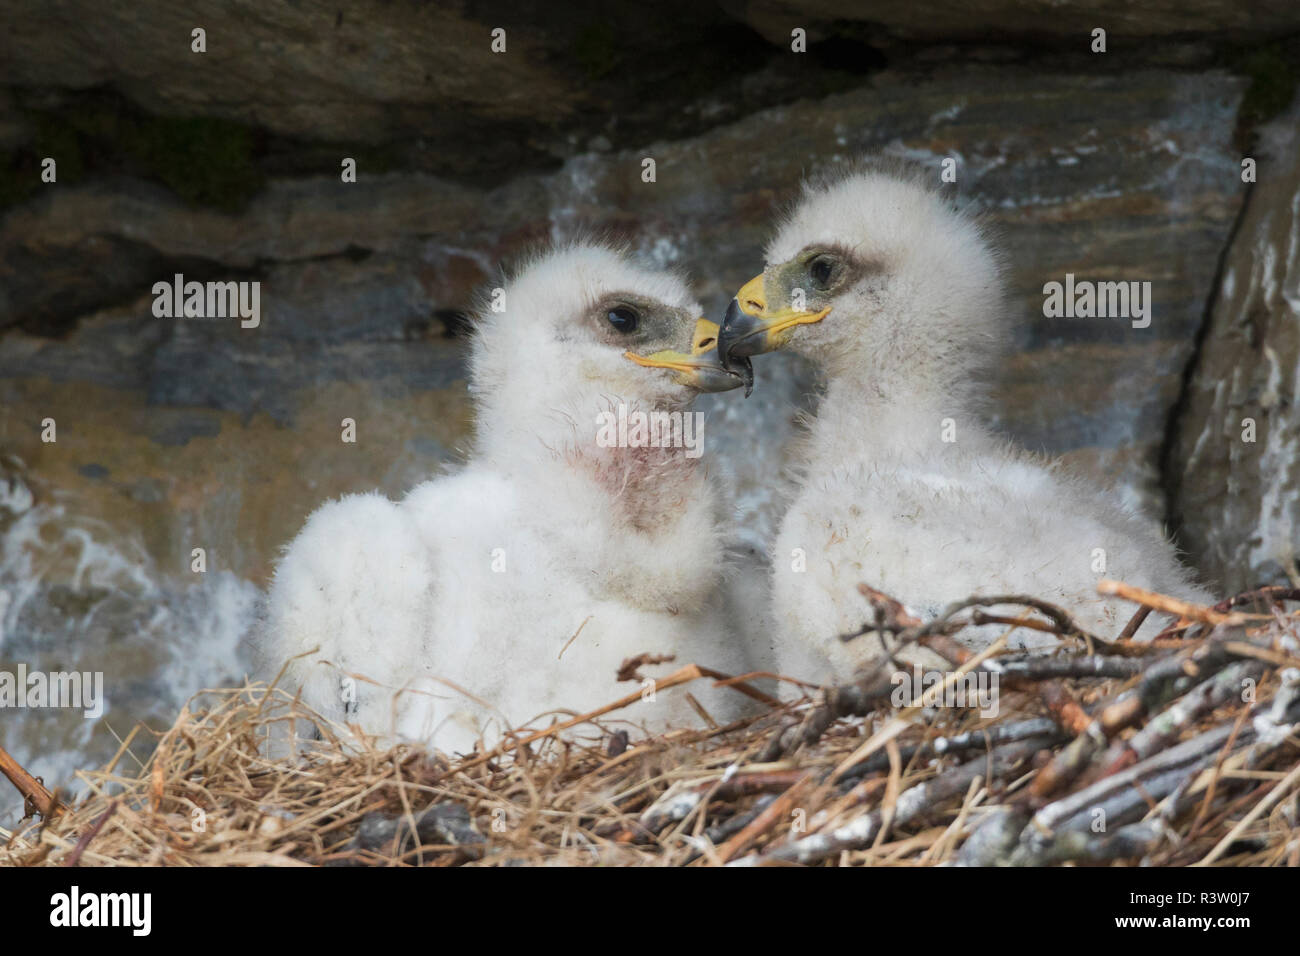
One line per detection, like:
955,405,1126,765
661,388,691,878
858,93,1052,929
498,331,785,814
2,579,1298,866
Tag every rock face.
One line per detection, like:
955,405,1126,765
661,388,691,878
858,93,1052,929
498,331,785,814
1167,103,1300,593
726,0,1300,45
0,2,612,144
0,0,827,183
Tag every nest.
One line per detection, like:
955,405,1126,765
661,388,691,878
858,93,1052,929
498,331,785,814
2,580,1299,867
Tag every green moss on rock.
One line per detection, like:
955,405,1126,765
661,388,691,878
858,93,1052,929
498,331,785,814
573,23,619,81
121,115,263,212
1,95,265,214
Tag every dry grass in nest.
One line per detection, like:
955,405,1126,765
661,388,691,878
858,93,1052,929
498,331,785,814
2,579,1299,867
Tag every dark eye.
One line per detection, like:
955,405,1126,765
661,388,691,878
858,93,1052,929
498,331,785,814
809,256,835,290
606,306,640,334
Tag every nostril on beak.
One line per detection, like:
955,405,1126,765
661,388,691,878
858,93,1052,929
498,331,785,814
743,297,764,313
697,336,715,349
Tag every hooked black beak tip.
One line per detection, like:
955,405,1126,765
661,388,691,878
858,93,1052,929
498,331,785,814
717,298,747,371
736,355,754,398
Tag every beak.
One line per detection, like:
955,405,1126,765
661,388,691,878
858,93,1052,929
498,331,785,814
625,318,754,397
717,273,831,368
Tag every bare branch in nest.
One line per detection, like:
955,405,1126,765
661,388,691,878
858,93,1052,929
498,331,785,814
1097,578,1252,627
448,662,775,777
757,679,896,762
836,717,1062,784
1012,818,1173,866
839,584,923,641
733,735,1055,866
841,587,1111,665
1026,693,1300,860
0,743,61,819
1116,604,1153,641
715,770,817,863
64,800,117,866
1038,682,1092,736
954,805,1032,865
1213,586,1300,614
926,593,1113,647
917,632,973,665
1032,720,1246,836
1095,659,1266,778
991,655,1144,681
1028,625,1249,801
1106,636,1204,657
849,592,1115,686
773,587,1113,761
637,768,808,834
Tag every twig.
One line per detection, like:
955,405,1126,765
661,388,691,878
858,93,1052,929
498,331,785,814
1029,627,1245,801
1039,683,1092,736
1097,579,1251,627
1011,818,1171,866
448,663,770,775
1223,641,1300,670
64,800,118,866
1096,660,1265,778
758,680,895,762
1195,762,1300,866
714,770,816,863
1030,718,1257,838
838,583,922,641
991,655,1144,681
844,593,1112,695
733,735,1054,866
829,636,1010,784
1116,604,1153,641
837,717,1061,783
0,743,60,819
1213,586,1300,613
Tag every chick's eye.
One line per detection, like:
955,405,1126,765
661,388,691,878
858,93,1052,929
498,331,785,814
809,257,835,289
606,306,639,334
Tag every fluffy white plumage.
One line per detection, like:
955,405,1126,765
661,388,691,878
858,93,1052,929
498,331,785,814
258,243,750,755
724,164,1211,685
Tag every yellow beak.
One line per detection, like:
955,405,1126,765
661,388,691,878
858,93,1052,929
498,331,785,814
716,273,831,366
624,318,752,394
